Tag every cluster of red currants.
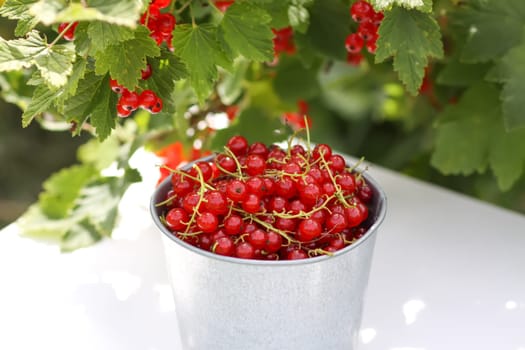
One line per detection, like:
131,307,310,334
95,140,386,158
272,27,296,57
159,135,374,260
140,0,176,51
110,67,163,118
345,0,384,65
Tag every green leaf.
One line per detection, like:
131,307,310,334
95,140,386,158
430,82,525,190
172,24,226,102
431,83,498,175
89,75,117,141
303,0,350,60
94,26,160,90
29,0,142,27
0,30,75,88
211,106,288,151
77,136,121,171
489,38,525,130
375,7,443,95
17,204,76,240
0,0,40,36
369,0,433,12
219,2,274,62
21,85,58,127
87,21,135,54
33,44,76,88
61,219,102,252
489,126,525,191
39,164,97,218
455,0,525,63
254,0,290,29
72,180,121,236
63,71,105,120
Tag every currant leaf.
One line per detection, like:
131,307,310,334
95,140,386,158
219,2,274,62
375,7,443,95
369,0,432,13
60,219,103,252
172,24,229,103
0,30,75,88
454,0,525,63
63,71,106,121
21,85,58,127
39,164,98,219
431,82,525,190
0,0,40,36
94,26,160,90
29,0,142,27
87,21,135,54
488,37,525,130
288,3,310,34
89,75,118,141
436,57,491,87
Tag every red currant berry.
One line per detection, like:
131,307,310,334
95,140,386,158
268,196,288,213
138,90,157,110
274,217,297,232
371,11,384,27
345,204,367,228
336,172,356,195
358,183,373,203
165,208,189,231
224,214,244,235
366,39,377,54
357,21,378,41
275,177,297,198
241,193,262,214
297,219,322,241
246,176,264,196
248,229,267,249
204,190,228,215
213,236,235,256
116,103,132,118
248,142,269,158
118,90,140,111
150,96,163,114
198,233,213,251
326,212,348,233
152,0,171,9
312,143,333,161
235,241,255,259
286,248,308,260
265,231,283,253
345,33,364,54
347,52,364,66
299,183,321,206
350,0,373,23
329,154,346,173
110,79,125,94
215,154,236,174
157,13,176,34
189,161,213,182
226,179,247,202
196,212,219,233
141,64,153,80
226,135,249,156
245,154,266,176
215,0,234,12
182,191,201,214
58,22,78,41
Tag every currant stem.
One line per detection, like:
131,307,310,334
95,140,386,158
49,22,75,47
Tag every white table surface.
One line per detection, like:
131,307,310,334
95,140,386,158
1,150,524,350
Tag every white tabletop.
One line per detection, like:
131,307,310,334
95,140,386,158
1,150,524,350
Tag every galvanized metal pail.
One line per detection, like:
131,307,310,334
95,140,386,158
150,156,387,350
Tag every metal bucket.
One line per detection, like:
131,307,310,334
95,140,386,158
150,156,387,350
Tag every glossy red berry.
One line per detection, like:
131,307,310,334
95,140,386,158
350,0,373,23
265,231,283,253
58,22,78,41
116,103,132,118
204,191,228,215
227,135,249,156
345,33,364,54
165,208,189,231
297,219,322,241
241,193,262,214
118,90,139,111
141,64,153,80
138,90,157,109
358,21,378,41
196,212,219,233
152,0,171,9
245,154,266,176
223,214,244,235
235,241,255,259
326,212,348,233
157,13,176,34
226,179,247,202
215,0,234,12
110,79,125,94
286,248,308,260
214,236,235,256
347,52,364,66
150,96,163,114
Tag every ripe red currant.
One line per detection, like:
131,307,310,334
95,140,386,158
345,33,364,54
165,208,189,231
118,90,139,111
141,64,153,80
350,0,373,23
227,135,249,156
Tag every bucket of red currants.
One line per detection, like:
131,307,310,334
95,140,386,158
150,134,386,350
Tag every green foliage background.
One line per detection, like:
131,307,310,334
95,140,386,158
0,0,524,247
